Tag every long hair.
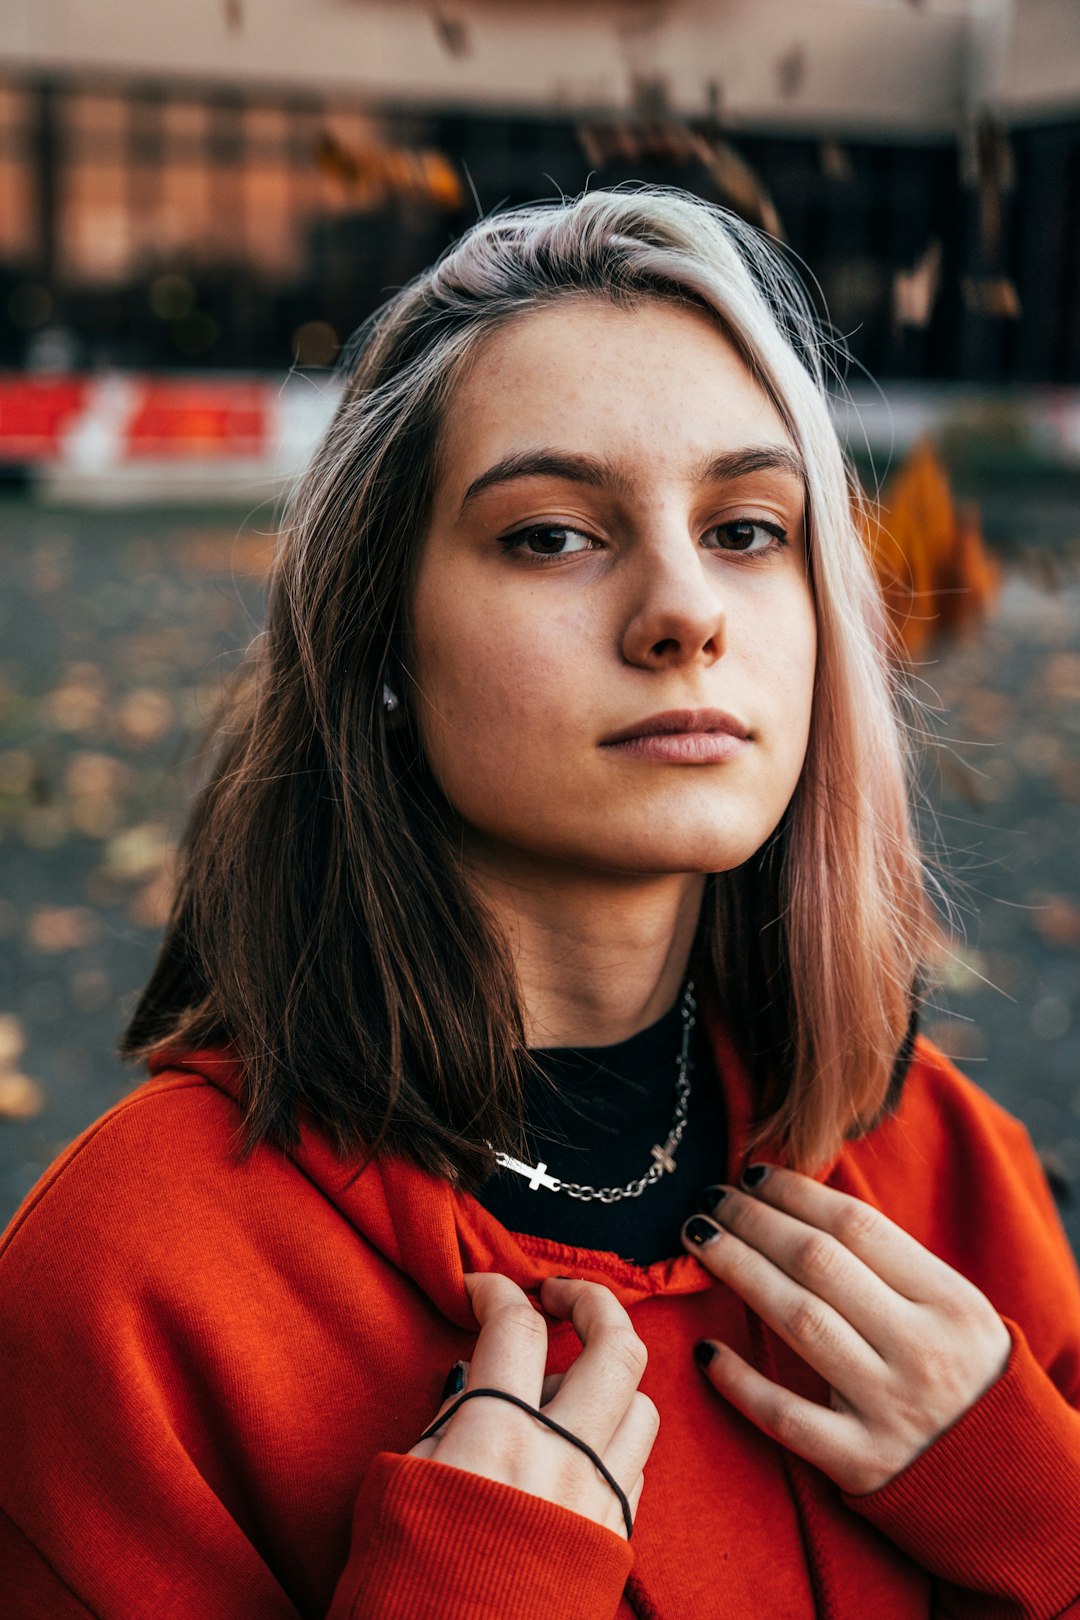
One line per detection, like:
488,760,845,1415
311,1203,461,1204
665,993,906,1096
120,186,946,1186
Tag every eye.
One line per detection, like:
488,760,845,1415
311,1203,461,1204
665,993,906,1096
706,518,788,555
499,524,597,561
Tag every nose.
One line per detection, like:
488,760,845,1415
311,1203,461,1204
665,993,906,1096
619,531,727,671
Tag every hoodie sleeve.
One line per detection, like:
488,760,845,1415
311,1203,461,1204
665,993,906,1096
0,1445,632,1620
0,1085,633,1620
839,1102,1080,1618
326,1451,632,1619
841,1317,1080,1618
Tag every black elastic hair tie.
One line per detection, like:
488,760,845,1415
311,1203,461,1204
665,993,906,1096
417,1386,634,1540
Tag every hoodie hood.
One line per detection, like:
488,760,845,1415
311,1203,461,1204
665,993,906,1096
149,980,832,1334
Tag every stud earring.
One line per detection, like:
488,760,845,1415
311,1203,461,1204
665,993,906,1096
382,682,400,714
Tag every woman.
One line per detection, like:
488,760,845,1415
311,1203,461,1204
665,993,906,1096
2,187,1079,1618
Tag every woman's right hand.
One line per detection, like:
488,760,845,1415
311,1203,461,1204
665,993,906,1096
408,1272,659,1539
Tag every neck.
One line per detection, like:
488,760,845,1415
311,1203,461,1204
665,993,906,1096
460,839,706,1048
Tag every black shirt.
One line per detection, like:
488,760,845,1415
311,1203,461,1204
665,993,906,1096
473,990,729,1267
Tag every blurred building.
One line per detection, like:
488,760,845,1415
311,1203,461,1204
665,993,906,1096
1,0,1079,381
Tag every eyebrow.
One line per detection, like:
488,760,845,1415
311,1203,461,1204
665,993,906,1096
457,443,807,517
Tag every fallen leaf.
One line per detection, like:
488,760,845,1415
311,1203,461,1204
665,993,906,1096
115,689,175,747
938,947,988,992
776,44,806,98
1031,895,1080,948
177,534,276,578
0,1071,46,1120
893,239,942,330
65,750,128,837
960,275,1021,318
1041,652,1080,703
27,906,102,952
0,1014,26,1066
432,9,470,57
102,822,173,882
69,794,121,838
64,751,128,799
42,664,108,733
126,857,177,929
1014,731,1063,773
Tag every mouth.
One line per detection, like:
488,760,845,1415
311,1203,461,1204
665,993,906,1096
599,708,752,747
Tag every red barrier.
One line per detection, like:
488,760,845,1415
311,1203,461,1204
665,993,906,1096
0,376,90,462
124,380,269,459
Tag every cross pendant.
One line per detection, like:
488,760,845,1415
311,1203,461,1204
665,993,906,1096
497,1152,560,1192
651,1142,677,1175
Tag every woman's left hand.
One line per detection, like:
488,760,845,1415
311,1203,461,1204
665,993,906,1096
682,1165,1013,1497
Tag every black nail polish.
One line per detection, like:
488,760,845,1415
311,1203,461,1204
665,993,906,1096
697,1184,729,1216
694,1340,717,1369
684,1214,721,1247
441,1360,466,1400
741,1163,770,1189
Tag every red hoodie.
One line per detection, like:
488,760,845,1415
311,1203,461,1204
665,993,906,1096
2,987,1080,1619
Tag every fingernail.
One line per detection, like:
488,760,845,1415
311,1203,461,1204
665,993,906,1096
694,1340,717,1369
684,1215,722,1247
741,1163,770,1189
441,1360,466,1400
697,1184,729,1215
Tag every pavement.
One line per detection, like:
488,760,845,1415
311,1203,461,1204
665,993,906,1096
1,490,1078,1258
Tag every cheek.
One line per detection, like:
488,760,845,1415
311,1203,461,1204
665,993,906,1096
779,610,818,762
410,586,576,791
740,581,817,708
781,603,818,722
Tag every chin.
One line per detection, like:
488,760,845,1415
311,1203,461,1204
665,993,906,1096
628,848,761,876
556,831,769,877
589,807,783,873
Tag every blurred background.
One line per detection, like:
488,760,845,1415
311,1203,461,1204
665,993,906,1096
1,0,1078,1245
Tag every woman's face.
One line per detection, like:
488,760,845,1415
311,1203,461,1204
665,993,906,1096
408,296,817,880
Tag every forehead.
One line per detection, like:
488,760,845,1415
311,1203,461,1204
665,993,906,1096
437,296,795,485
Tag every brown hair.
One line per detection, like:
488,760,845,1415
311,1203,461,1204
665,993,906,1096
120,186,946,1186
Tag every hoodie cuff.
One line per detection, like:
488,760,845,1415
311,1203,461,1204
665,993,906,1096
840,1316,1080,1614
329,1450,633,1620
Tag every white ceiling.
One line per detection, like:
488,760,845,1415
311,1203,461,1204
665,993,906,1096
2,0,1077,133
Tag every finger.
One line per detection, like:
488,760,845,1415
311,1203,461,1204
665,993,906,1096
539,1276,648,1453
461,1271,549,1409
408,1359,475,1460
598,1470,646,1540
694,1185,913,1353
541,1371,564,1405
695,1337,862,1490
412,1361,566,1467
682,1215,885,1395
601,1390,660,1502
433,1360,562,1415
735,1166,965,1306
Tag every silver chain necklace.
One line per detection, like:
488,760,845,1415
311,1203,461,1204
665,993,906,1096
491,979,696,1204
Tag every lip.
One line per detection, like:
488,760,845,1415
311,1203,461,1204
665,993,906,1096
599,708,752,747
